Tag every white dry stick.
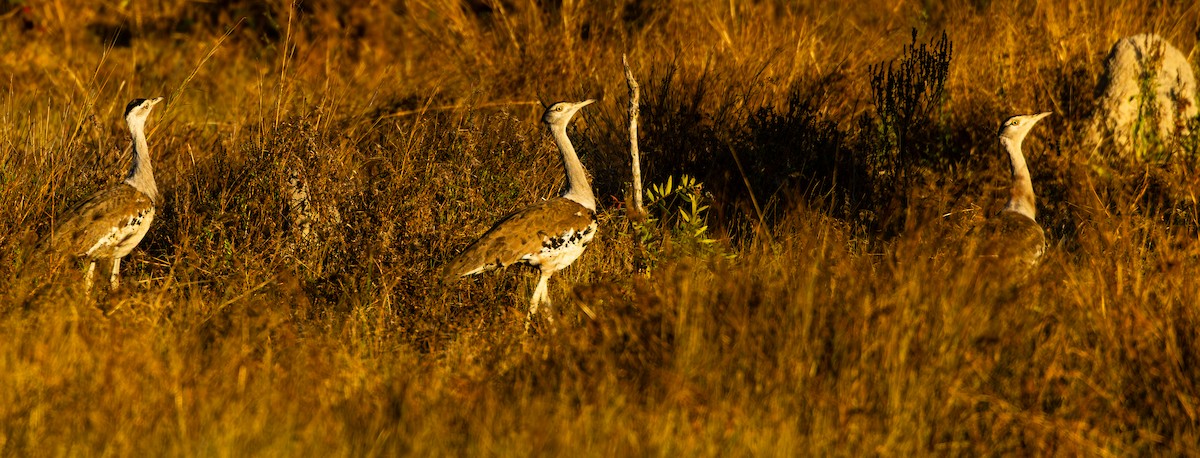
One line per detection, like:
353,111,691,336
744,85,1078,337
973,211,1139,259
623,54,645,218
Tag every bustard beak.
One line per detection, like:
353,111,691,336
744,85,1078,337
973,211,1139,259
1032,111,1051,122
149,97,164,106
577,99,596,108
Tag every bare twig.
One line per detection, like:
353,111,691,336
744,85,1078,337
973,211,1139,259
378,100,540,120
623,54,645,218
156,18,243,139
725,140,772,243
274,0,299,129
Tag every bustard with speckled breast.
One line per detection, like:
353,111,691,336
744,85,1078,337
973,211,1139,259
976,111,1051,265
444,99,598,327
42,97,163,290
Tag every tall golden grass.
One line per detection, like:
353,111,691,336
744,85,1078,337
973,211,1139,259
1,0,1198,455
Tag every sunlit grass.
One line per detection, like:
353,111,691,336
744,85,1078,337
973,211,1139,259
0,1,1198,455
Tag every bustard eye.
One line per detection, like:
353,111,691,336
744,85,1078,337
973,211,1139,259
555,106,564,112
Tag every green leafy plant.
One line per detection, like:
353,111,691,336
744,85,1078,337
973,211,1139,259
633,174,727,271
1181,113,1200,166
1132,41,1167,163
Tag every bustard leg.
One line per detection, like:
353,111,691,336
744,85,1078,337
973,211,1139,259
526,272,554,330
84,261,96,291
110,257,121,289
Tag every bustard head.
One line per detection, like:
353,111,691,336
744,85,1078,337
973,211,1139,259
124,97,163,127
998,112,1051,145
542,99,595,126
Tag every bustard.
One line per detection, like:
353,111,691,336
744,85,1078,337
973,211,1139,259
977,111,1051,265
43,97,163,290
444,99,598,327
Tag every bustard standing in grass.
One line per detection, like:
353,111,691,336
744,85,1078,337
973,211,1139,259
43,97,163,291
978,111,1051,265
444,99,598,327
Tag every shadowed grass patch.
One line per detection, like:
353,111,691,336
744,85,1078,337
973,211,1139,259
1,0,1199,455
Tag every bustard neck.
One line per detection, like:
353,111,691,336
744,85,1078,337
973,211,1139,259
123,117,158,203
1000,136,1035,221
551,122,595,212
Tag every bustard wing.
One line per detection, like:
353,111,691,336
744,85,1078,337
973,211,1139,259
44,184,156,259
972,210,1047,265
443,197,597,280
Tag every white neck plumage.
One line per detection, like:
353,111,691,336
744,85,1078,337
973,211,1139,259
1000,136,1036,221
552,121,596,212
124,116,158,203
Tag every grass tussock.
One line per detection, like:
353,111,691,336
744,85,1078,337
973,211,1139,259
1,0,1200,455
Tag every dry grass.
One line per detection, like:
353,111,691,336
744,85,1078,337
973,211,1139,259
1,0,1199,455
